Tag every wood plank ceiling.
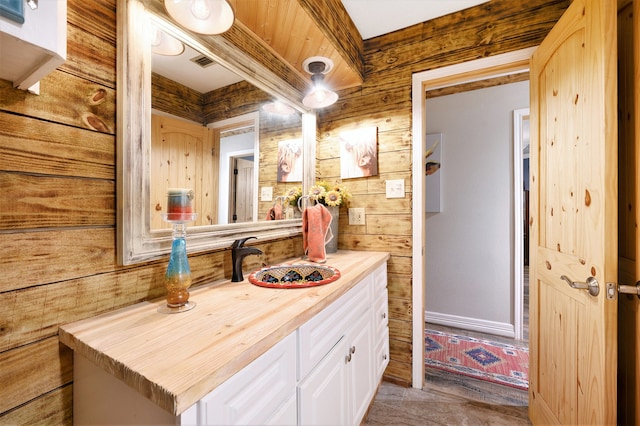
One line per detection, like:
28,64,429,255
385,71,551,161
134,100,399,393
227,0,364,91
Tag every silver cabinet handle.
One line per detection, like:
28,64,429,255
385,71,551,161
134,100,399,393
560,275,599,297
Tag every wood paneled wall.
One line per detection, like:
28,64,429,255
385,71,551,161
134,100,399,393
317,0,570,385
0,0,301,422
0,0,569,422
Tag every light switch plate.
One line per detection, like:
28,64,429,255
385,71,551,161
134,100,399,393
349,208,366,225
386,179,405,198
261,187,273,201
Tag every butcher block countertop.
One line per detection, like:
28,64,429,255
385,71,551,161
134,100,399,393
59,250,389,416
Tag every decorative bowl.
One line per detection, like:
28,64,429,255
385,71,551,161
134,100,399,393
248,264,341,289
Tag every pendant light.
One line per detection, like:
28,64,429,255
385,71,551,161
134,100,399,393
164,0,235,35
263,101,296,116
151,26,185,56
302,57,338,109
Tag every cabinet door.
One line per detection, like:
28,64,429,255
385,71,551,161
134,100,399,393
265,393,297,426
297,337,349,426
374,328,390,381
197,332,296,425
298,279,371,380
348,310,375,425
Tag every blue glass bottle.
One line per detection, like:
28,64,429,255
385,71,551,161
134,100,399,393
160,221,196,313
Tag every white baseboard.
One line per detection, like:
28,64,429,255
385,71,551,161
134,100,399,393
425,311,515,338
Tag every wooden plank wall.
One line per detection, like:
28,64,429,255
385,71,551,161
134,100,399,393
317,0,570,385
0,0,302,422
0,0,570,421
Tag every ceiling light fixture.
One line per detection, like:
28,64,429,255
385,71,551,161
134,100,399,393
263,101,296,116
151,27,185,56
164,0,235,35
302,56,338,109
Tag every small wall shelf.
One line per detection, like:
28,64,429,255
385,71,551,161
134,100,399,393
0,0,67,93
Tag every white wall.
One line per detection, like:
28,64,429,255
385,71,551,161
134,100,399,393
425,80,529,337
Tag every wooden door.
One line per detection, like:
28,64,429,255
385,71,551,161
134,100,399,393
151,114,218,229
528,0,618,424
232,157,254,222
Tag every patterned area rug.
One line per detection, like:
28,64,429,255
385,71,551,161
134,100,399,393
425,329,529,390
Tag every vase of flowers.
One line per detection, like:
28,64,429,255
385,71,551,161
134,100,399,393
284,186,303,218
307,181,351,253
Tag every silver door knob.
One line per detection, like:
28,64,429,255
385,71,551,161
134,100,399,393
560,275,599,297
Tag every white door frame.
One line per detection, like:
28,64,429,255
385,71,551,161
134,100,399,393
410,47,536,388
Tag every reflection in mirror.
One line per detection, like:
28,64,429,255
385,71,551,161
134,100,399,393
217,122,256,224
148,10,307,230
116,0,315,265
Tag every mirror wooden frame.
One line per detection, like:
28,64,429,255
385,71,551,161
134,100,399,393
117,0,316,265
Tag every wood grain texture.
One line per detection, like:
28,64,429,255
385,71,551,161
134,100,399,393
0,385,73,426
529,0,618,423
203,80,271,123
0,112,114,179
228,0,364,90
59,251,389,415
0,337,73,414
0,72,115,134
0,228,116,293
0,172,114,230
64,22,116,88
67,0,116,44
296,0,364,81
152,72,204,124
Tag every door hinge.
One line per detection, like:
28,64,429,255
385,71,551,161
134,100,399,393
606,282,640,300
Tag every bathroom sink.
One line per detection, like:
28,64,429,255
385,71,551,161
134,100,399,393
248,264,341,289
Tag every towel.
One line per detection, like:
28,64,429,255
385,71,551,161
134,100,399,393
266,203,284,220
302,204,334,263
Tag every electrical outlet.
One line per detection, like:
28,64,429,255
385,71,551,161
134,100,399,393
349,207,366,225
386,179,405,198
260,187,273,201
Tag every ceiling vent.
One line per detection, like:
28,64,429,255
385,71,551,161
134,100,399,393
190,54,215,68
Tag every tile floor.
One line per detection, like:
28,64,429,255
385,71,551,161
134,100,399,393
364,378,530,425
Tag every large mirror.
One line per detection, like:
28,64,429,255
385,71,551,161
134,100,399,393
117,0,316,265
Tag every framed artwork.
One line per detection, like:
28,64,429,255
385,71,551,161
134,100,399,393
339,126,378,178
277,139,303,182
426,133,442,212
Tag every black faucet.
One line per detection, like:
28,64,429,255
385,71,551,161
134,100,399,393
231,237,263,282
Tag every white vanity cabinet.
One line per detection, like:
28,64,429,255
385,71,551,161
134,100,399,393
74,332,298,426
61,252,390,426
182,332,298,425
372,263,390,378
298,275,375,426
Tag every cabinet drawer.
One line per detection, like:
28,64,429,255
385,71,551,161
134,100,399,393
196,332,297,425
298,277,372,380
373,288,389,337
374,327,390,381
372,262,387,294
